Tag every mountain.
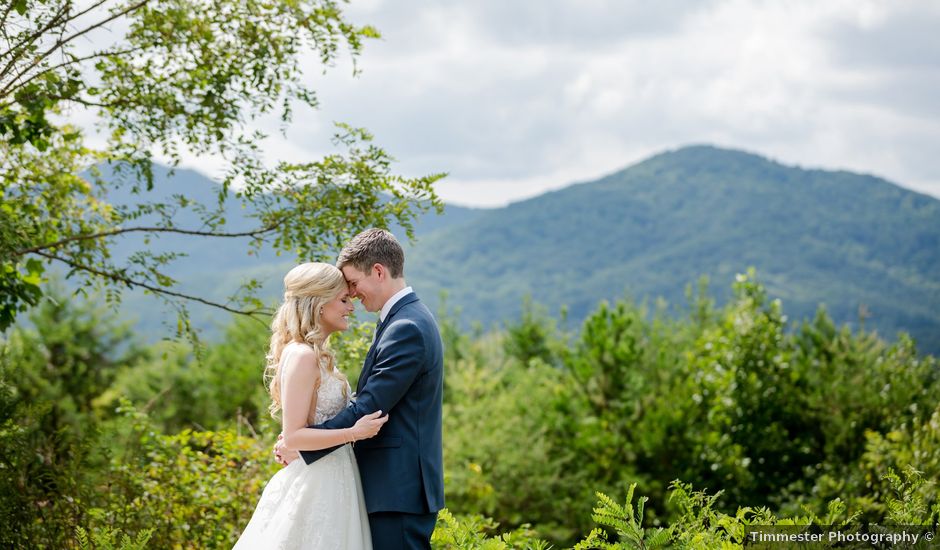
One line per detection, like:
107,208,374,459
403,145,940,352
86,147,940,354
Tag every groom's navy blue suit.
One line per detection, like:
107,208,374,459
300,292,444,549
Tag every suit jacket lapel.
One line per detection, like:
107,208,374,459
356,292,419,394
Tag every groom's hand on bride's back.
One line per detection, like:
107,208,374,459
273,433,300,467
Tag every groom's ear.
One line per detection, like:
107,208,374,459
373,263,387,281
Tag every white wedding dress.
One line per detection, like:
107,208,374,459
234,348,372,549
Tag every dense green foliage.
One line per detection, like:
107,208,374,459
439,271,939,545
2,273,937,547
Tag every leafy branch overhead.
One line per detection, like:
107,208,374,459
0,0,444,332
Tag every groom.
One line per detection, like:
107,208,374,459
276,228,445,549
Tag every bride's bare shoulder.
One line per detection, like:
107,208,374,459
281,342,320,373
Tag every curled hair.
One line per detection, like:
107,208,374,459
264,262,349,418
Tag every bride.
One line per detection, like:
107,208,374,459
234,262,388,549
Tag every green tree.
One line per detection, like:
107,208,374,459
503,296,563,368
0,286,143,546
1,0,443,333
2,284,144,437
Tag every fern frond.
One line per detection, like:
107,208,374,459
646,526,674,548
76,527,90,550
573,528,609,550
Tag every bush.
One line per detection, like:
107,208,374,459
439,272,940,543
443,349,589,542
0,290,142,548
84,403,279,549
432,471,938,549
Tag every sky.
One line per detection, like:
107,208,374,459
87,0,940,207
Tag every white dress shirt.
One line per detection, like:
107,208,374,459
379,286,413,323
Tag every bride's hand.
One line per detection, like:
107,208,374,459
274,433,299,466
349,410,389,441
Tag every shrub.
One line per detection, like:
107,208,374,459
84,403,279,549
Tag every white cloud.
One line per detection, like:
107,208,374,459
74,0,940,207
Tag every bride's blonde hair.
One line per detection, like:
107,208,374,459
265,262,349,418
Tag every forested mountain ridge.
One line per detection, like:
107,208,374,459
96,146,939,352
404,145,940,352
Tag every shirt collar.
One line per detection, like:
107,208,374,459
379,286,413,323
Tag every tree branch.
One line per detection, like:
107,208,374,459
0,0,151,97
57,0,113,33
13,220,285,257
49,94,126,108
32,249,273,318
0,4,18,43
0,45,145,102
0,92,122,112
3,1,71,55
0,0,71,80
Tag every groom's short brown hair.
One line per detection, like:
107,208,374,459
337,228,405,278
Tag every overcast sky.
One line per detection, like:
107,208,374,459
168,0,940,207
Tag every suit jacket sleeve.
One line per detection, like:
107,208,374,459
300,319,427,465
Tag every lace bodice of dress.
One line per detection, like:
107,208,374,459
313,368,350,424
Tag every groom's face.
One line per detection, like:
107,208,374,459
342,264,381,313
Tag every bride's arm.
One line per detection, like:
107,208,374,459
280,346,386,451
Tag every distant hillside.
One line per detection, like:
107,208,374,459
87,148,940,354
94,164,483,337
404,145,940,353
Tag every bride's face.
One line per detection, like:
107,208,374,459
319,291,354,335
